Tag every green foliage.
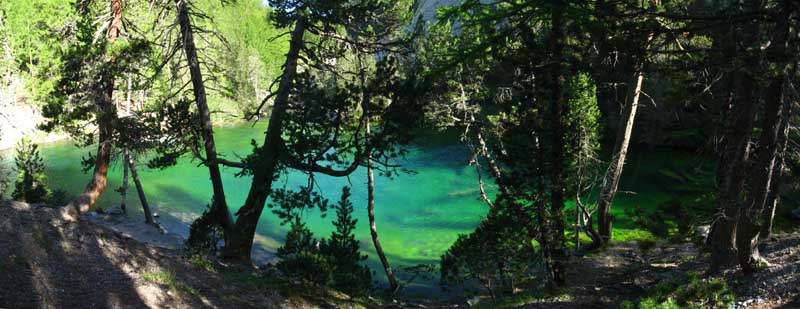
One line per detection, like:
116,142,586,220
622,272,735,308
0,0,74,104
12,139,50,203
319,187,372,295
0,132,8,196
276,187,372,295
185,205,225,257
276,220,333,287
142,269,200,297
440,201,538,298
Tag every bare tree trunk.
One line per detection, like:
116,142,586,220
66,0,123,215
121,148,129,214
222,15,306,261
596,68,645,242
366,122,399,292
175,0,233,234
596,14,656,242
126,150,155,225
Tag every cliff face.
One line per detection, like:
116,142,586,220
416,0,463,22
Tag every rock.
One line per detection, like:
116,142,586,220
695,225,710,240
466,296,482,306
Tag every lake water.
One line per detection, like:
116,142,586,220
0,123,713,296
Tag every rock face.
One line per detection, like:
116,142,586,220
415,0,463,22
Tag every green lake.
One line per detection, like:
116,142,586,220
1,123,714,295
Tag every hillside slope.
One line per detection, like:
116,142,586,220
0,201,305,308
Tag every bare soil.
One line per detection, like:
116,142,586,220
0,201,307,308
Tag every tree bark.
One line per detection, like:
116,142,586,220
366,122,399,292
222,15,306,261
175,0,234,234
760,94,790,239
596,67,645,242
736,78,784,274
709,73,758,269
121,148,129,214
66,0,123,215
548,1,567,287
596,0,658,243
126,150,155,225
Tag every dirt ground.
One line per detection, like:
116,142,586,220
0,201,304,309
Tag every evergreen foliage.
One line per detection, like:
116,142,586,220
440,201,538,298
185,204,225,256
319,187,372,295
275,187,372,295
12,138,50,203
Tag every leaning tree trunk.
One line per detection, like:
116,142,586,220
66,0,123,215
121,148,129,214
222,16,306,261
176,0,233,234
548,1,568,287
126,150,155,225
596,0,658,243
596,66,646,243
366,122,400,292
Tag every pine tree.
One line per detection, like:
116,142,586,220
320,187,372,295
12,138,49,203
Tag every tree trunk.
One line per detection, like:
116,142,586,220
596,68,645,242
709,73,758,269
175,0,233,234
548,1,567,287
222,15,306,261
65,0,123,215
121,148,129,214
760,97,790,239
596,0,659,243
366,122,399,292
126,150,155,225
738,74,791,273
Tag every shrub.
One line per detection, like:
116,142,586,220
275,187,372,295
319,187,372,295
12,139,50,203
276,220,333,287
440,199,538,298
185,205,225,257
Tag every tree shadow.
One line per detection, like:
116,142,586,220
0,201,233,308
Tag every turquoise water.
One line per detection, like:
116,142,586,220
4,124,496,294
1,123,715,295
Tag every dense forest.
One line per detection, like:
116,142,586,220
1,0,799,308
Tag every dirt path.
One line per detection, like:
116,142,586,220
517,235,800,308
0,201,303,308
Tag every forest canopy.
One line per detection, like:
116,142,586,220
0,0,799,307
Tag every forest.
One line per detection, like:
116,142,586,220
0,0,799,308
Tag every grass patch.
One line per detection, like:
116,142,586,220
620,271,735,308
188,254,216,273
475,290,571,308
142,269,200,297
